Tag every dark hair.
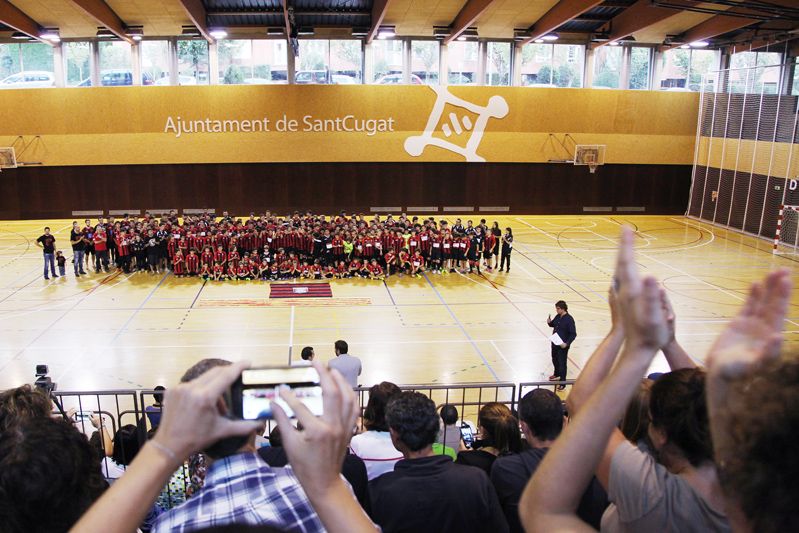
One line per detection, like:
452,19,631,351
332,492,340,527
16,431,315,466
620,379,653,445
386,392,440,452
719,357,799,533
300,346,314,361
0,385,52,434
44,226,50,231
334,340,348,354
112,424,141,466
364,382,401,432
181,358,249,458
555,300,568,312
478,403,521,454
649,368,712,467
152,385,165,405
269,425,283,448
519,389,564,442
440,404,459,426
0,417,107,531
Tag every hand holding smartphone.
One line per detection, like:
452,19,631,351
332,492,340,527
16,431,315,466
230,366,323,420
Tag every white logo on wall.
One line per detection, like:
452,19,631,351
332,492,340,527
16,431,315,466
790,179,798,191
404,86,509,162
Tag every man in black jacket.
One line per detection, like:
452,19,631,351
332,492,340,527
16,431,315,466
370,391,508,533
490,389,608,532
546,300,577,390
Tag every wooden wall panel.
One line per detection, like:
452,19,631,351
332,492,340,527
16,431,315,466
0,162,692,220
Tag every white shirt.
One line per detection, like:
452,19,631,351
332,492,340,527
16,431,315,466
349,430,403,481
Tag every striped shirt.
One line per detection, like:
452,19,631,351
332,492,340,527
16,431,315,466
152,452,324,533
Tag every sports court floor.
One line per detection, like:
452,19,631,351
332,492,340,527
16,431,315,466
1,215,797,394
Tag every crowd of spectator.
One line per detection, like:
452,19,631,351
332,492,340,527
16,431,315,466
46,210,515,282
2,227,796,533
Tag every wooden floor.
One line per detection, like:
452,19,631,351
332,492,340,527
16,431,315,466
1,215,797,395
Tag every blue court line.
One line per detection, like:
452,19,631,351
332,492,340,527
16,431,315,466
423,273,500,382
110,271,171,345
190,279,207,309
383,279,397,306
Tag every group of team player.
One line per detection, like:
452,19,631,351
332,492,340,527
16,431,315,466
63,210,515,281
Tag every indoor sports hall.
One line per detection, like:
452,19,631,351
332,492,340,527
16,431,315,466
0,2,798,531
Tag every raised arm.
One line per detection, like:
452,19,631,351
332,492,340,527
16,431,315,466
520,227,670,532
565,288,625,416
660,290,696,371
71,362,262,533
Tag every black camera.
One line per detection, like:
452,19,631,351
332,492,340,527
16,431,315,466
34,364,56,394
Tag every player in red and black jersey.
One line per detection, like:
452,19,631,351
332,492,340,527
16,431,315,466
172,249,186,277
410,251,425,278
186,249,200,276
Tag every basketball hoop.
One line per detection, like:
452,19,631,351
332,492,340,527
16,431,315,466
574,144,605,174
0,148,17,172
588,162,598,174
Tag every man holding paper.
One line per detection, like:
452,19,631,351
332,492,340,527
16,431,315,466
546,300,576,390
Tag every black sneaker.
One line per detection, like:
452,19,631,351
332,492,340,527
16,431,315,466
44,277,50,280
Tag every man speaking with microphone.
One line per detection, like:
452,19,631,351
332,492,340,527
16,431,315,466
546,300,576,391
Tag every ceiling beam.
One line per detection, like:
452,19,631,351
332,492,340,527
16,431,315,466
176,0,215,44
281,0,291,39
366,0,391,43
208,10,371,17
664,11,761,50
0,0,50,45
443,0,497,44
593,0,692,48
69,0,133,44
521,0,605,46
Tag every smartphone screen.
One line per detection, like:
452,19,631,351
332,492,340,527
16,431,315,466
235,366,322,420
460,425,474,447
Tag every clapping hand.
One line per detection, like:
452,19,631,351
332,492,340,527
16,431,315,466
706,269,791,380
614,227,669,353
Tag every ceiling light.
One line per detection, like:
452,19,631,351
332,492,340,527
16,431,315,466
541,33,558,41
377,26,395,39
297,27,314,36
11,32,32,40
126,26,143,41
680,44,690,49
267,27,285,36
690,40,709,47
455,27,479,41
433,26,450,39
608,41,620,46
96,28,117,39
181,26,200,37
351,27,369,37
209,29,227,39
40,28,60,42
534,39,544,44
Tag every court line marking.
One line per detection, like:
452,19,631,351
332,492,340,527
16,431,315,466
288,305,295,364
423,272,500,382
109,271,171,345
490,340,520,376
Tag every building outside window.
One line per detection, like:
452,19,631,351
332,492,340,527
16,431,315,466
659,48,719,91
177,39,209,84
728,51,782,94
448,41,478,85
410,40,439,85
64,41,92,87
521,43,583,87
628,47,651,89
485,41,511,86
296,39,362,84
0,42,55,88
140,40,170,85
371,39,403,83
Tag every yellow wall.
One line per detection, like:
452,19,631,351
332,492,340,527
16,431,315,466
0,85,699,166
696,137,799,179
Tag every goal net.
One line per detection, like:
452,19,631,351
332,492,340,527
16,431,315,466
686,61,799,251
774,205,799,255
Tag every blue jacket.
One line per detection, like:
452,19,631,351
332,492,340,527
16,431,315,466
548,313,576,346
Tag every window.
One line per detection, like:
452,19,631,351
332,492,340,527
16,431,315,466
178,39,209,85
659,48,719,91
688,49,719,92
64,42,92,87
0,42,54,88
371,39,403,83
628,47,651,90
521,43,583,87
219,39,287,85
485,42,511,86
520,43,552,86
411,41,439,85
659,48,689,89
593,46,622,88
552,44,583,88
448,41,478,85
728,51,783,94
792,59,799,96
140,40,170,85
98,41,133,86
295,40,362,84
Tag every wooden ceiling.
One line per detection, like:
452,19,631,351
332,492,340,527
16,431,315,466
0,0,796,52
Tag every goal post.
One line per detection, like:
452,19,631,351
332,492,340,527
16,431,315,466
773,204,799,255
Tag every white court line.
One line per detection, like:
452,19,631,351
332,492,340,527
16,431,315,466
288,305,295,363
490,340,520,376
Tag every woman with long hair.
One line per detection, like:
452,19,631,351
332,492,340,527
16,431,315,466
456,402,521,475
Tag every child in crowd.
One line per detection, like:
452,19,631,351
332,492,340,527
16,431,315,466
56,251,66,277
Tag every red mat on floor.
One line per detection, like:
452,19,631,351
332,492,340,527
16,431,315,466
270,282,332,298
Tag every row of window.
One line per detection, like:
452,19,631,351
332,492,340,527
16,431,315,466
0,39,796,94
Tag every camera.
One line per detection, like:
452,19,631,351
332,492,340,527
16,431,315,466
229,366,323,420
34,364,56,394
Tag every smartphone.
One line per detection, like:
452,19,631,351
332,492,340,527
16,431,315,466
460,424,474,447
230,366,323,420
74,411,92,419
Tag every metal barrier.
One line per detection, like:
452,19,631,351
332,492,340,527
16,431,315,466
518,380,576,406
